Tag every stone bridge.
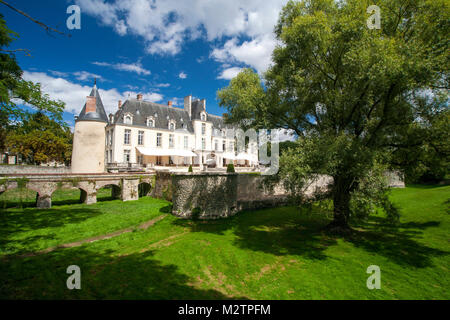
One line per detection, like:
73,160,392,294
0,173,157,208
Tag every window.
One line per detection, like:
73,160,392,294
201,113,206,121
222,141,225,152
222,129,226,137
184,136,189,149
109,150,112,163
137,155,143,165
147,118,154,127
169,121,175,130
138,131,144,145
202,123,206,135
215,140,218,151
169,134,174,148
109,129,113,145
124,129,131,145
202,138,206,150
229,141,234,152
106,131,109,146
124,150,130,163
156,156,162,165
156,133,162,147
124,115,132,125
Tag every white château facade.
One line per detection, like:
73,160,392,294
71,83,258,173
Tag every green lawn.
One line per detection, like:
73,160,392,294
0,185,448,299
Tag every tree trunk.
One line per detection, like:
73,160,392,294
326,176,353,234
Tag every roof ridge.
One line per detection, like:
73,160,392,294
127,99,186,112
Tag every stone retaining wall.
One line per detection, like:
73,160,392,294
172,173,296,219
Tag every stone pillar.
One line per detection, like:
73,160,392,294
78,181,97,205
121,178,139,201
80,189,97,204
36,193,52,209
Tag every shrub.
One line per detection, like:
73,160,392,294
188,165,193,173
226,163,235,173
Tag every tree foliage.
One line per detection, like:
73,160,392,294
6,112,72,165
218,0,449,231
0,14,66,152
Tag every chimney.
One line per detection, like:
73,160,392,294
85,96,96,113
200,99,206,110
137,93,143,101
168,101,173,107
118,100,122,109
184,95,192,118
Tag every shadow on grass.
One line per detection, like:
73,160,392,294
173,206,447,267
348,216,447,268
159,205,173,214
0,207,104,255
0,245,245,299
173,206,336,260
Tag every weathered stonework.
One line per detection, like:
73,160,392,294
171,173,294,219
172,173,238,219
151,170,172,201
121,178,139,201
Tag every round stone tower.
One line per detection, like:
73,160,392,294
71,82,109,173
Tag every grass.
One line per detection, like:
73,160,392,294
0,185,448,299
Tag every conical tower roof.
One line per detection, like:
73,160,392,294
76,82,108,123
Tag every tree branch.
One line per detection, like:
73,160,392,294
0,0,71,38
0,48,31,56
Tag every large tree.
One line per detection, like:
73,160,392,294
218,0,449,232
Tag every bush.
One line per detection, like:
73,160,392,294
226,163,235,173
188,165,193,173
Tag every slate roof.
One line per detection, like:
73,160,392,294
113,99,195,133
110,95,237,135
76,85,109,123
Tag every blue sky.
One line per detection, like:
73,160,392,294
2,0,288,128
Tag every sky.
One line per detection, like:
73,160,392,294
1,0,290,130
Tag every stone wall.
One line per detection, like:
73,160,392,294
0,165,70,174
171,171,404,220
171,173,293,219
172,173,238,219
151,170,172,201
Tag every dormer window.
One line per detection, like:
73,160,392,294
200,112,206,121
146,117,155,128
168,120,176,131
124,114,133,125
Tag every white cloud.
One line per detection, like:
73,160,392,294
178,72,187,79
49,70,105,82
211,34,277,74
73,71,103,81
76,0,288,72
156,83,170,88
92,61,151,75
217,67,243,80
22,71,163,116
